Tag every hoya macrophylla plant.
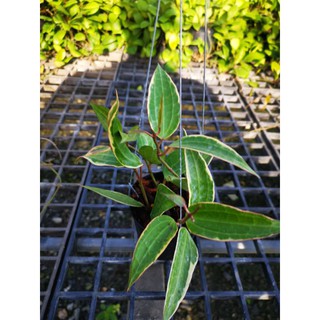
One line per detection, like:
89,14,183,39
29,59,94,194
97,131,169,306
81,64,280,320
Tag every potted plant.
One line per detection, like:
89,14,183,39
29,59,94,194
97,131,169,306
81,64,280,320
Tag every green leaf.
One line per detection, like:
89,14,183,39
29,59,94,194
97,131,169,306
83,2,100,15
53,30,66,45
75,32,86,41
230,38,240,51
107,94,142,169
137,133,161,164
162,149,185,180
235,62,252,79
184,149,214,206
83,186,144,207
55,48,66,61
81,145,123,167
120,126,140,143
147,64,180,139
90,103,110,132
163,228,198,320
169,135,258,177
67,40,81,57
128,215,178,288
150,184,178,219
186,202,280,241
140,20,150,28
163,193,186,208
69,4,79,17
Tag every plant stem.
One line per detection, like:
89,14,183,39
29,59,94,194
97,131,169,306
153,134,179,177
146,161,158,187
134,169,150,209
178,206,199,225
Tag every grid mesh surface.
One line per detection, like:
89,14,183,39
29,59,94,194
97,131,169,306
40,52,122,319
41,55,280,320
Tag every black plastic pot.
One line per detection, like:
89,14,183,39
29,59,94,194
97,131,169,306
130,172,186,260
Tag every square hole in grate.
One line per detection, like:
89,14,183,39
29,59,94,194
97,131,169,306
248,144,269,156
175,299,206,319
116,170,132,184
269,190,280,208
63,262,98,291
231,144,248,157
41,206,72,228
261,173,280,188
205,263,238,291
253,156,277,171
95,299,128,319
213,173,236,187
104,232,134,258
71,232,103,257
211,297,244,320
243,132,261,143
238,174,261,188
42,150,64,165
246,297,279,320
47,103,66,113
91,168,114,184
109,207,133,228
55,298,91,320
51,137,71,150
218,190,244,207
60,168,85,183
237,263,273,291
52,185,80,204
40,260,55,292
57,126,76,137
67,103,86,113
75,86,91,95
72,137,95,150
42,114,60,124
62,115,81,125
78,126,97,138
100,263,130,292
244,190,270,208
218,122,236,132
221,133,242,143
211,159,232,171
41,168,58,183
79,207,107,228
65,152,86,166
188,264,202,291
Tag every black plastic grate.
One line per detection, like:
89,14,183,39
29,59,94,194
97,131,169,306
40,53,122,319
41,55,279,319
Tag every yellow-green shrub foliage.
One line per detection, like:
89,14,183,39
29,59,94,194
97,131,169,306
40,0,279,78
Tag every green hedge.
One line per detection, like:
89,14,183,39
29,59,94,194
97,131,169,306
40,0,280,78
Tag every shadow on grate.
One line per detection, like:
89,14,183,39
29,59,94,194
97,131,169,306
41,55,280,320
